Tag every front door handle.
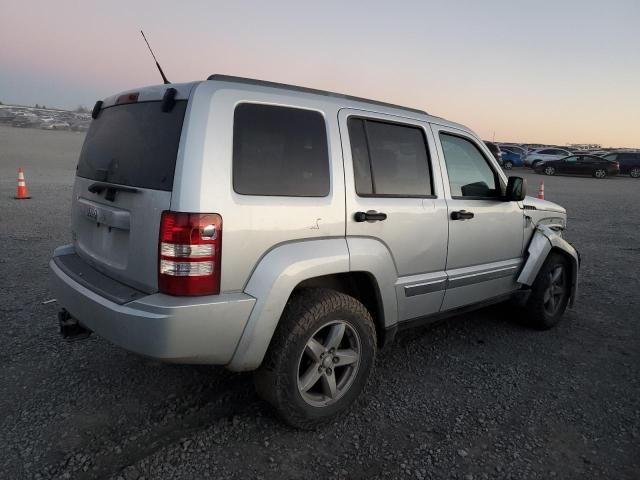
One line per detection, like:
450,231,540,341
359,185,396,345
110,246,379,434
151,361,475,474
451,210,474,220
354,211,387,222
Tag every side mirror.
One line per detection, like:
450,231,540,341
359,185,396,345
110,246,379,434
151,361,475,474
505,176,526,201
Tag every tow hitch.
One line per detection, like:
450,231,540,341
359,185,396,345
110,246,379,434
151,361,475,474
58,310,92,342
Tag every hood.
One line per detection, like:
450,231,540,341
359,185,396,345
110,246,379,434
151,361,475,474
522,196,566,214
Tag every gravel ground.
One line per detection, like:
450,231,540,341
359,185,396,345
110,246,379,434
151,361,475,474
1,125,639,479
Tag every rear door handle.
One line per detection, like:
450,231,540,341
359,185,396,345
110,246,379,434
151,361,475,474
354,211,387,222
450,210,474,220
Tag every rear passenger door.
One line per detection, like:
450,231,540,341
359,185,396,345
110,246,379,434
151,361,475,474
339,110,449,321
432,125,525,311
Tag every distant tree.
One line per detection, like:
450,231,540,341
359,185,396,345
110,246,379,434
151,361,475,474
74,105,89,113
35,103,40,109
42,105,46,109
0,101,3,105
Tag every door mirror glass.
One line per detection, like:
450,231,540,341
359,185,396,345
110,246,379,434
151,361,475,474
505,176,526,201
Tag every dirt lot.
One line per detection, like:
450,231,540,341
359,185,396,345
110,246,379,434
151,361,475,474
1,125,639,480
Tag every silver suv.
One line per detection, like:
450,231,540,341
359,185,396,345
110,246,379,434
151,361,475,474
50,75,580,428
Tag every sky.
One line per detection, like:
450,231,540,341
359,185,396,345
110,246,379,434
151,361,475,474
1,0,638,147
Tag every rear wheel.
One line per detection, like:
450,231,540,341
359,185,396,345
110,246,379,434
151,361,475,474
594,168,607,179
523,253,571,330
255,288,376,429
629,168,640,178
544,166,555,176
504,160,513,170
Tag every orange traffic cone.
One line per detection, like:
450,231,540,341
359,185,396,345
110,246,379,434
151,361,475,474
537,180,545,200
15,168,31,199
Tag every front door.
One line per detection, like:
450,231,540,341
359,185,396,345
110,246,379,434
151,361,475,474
431,125,525,311
559,155,579,174
339,109,449,321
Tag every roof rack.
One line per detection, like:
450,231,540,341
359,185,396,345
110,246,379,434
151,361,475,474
206,74,428,116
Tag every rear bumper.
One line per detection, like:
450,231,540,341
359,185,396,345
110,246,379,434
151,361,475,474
49,248,256,364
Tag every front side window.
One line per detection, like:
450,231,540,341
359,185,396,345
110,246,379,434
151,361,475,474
578,156,596,164
233,104,330,197
440,133,500,198
564,155,578,163
603,153,618,161
347,118,433,197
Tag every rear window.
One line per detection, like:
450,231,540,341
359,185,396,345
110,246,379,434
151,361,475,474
76,100,187,191
233,103,330,197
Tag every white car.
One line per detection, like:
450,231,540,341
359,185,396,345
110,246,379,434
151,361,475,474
525,148,572,167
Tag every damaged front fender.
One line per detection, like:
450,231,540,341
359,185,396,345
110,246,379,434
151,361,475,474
517,225,580,306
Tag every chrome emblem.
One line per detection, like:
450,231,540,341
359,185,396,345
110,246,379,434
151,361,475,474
87,206,99,220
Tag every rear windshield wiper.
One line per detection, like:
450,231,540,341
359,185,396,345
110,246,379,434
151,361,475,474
88,182,139,201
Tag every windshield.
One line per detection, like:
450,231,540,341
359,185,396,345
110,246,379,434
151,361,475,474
76,100,187,191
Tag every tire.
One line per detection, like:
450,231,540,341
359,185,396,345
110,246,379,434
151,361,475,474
504,161,513,170
629,168,640,178
593,168,607,179
544,166,555,176
523,253,571,330
254,288,377,429
531,161,541,169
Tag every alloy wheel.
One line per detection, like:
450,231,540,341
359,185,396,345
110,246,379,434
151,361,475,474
543,265,566,316
594,169,607,178
630,168,640,178
297,320,361,407
544,166,555,175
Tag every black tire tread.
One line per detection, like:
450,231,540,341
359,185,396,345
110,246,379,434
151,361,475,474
254,288,376,429
523,252,570,330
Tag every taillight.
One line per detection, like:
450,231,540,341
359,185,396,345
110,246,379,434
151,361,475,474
158,211,222,296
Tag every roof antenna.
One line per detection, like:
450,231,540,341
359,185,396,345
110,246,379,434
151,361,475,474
140,30,170,84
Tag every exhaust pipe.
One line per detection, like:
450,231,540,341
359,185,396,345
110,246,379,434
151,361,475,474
58,310,92,342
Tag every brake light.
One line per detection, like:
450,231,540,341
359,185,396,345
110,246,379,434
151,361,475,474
158,211,222,296
116,92,139,105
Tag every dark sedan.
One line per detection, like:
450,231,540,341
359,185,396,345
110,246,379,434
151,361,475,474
533,154,620,179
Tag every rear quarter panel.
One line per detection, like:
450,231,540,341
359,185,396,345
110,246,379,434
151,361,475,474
171,81,347,293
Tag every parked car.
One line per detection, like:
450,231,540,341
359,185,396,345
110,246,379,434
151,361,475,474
602,151,640,178
499,148,524,169
526,148,572,167
533,154,619,178
588,150,609,157
484,141,503,165
499,145,528,161
49,75,580,428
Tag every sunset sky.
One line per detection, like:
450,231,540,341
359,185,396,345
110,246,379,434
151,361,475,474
1,0,638,147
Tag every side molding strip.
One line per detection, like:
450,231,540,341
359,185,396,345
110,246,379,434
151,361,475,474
403,263,521,298
404,279,447,297
447,264,520,289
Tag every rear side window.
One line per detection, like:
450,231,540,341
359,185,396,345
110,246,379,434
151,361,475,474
619,153,640,164
233,104,329,197
347,118,433,197
77,101,187,191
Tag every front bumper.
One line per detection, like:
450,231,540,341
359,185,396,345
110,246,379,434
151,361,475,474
49,248,256,364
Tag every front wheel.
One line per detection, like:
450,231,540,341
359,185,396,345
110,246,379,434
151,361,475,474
629,167,640,178
255,288,376,429
523,253,571,329
504,160,513,170
593,168,607,179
